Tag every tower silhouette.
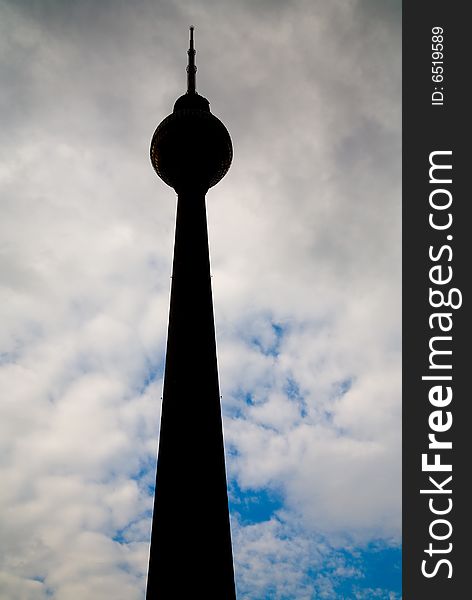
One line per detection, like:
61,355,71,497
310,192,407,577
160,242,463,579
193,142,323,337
146,27,236,598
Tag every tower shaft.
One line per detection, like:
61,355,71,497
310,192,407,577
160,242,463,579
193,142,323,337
146,191,236,598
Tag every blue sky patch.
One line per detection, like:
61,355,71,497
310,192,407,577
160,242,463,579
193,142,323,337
229,481,284,525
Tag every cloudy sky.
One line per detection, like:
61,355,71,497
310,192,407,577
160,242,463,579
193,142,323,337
0,1,401,598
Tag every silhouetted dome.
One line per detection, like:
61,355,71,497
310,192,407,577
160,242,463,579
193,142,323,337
150,108,232,192
173,92,210,112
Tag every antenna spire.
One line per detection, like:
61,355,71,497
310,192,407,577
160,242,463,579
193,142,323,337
187,26,197,93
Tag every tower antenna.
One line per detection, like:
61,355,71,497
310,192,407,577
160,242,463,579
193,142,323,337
187,25,196,93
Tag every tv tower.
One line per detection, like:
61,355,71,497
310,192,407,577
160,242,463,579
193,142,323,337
146,27,236,598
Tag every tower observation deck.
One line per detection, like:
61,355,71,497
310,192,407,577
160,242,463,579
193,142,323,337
146,27,236,598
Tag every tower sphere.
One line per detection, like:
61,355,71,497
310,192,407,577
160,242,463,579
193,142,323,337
150,94,232,192
150,29,232,193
